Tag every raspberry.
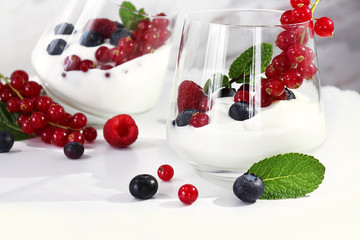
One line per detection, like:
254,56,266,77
177,80,204,112
103,114,138,148
86,18,117,39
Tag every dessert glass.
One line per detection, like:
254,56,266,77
31,0,177,123
167,9,326,179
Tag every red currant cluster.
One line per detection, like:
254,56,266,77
0,70,97,147
260,0,334,107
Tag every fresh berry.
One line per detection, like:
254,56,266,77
137,19,152,31
285,88,296,100
103,114,138,148
39,126,54,143
80,30,104,47
86,18,117,39
64,142,84,159
297,60,318,79
95,46,110,63
114,21,124,29
69,113,87,129
137,42,154,55
64,55,81,71
152,13,169,29
291,7,312,23
265,64,279,79
21,81,41,98
110,28,132,46
177,80,204,112
280,10,293,25
0,131,14,153
34,96,53,113
314,17,334,37
259,88,273,107
55,22,74,35
178,184,198,205
51,128,69,147
17,113,30,125
129,174,158,200
218,87,236,97
30,112,47,129
283,69,303,89
20,98,34,113
10,76,25,90
234,90,250,103
233,173,265,203
82,126,97,142
46,104,65,123
10,70,29,83
100,65,113,70
20,119,36,135
265,78,285,97
157,164,174,181
47,38,67,55
276,31,297,51
67,131,85,145
117,36,135,54
287,43,307,63
175,109,201,127
109,48,126,65
0,89,14,103
229,101,254,121
271,54,292,73
290,0,311,8
6,97,21,113
143,29,161,48
80,60,96,72
189,112,210,128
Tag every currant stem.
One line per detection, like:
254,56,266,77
311,0,322,13
48,121,82,132
0,73,24,100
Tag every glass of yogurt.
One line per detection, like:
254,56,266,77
31,0,177,123
167,9,326,179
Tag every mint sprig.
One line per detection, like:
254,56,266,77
228,43,273,83
119,1,148,31
203,73,230,94
0,102,35,141
248,153,325,199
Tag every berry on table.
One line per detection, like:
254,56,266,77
157,164,174,181
47,38,67,55
233,173,265,203
46,104,65,123
82,126,97,142
189,112,210,128
178,184,198,205
103,114,138,148
64,142,84,159
67,132,85,145
0,131,14,153
30,112,48,129
314,17,334,37
129,174,158,200
51,128,69,147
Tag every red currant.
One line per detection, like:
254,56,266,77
0,89,14,103
143,29,161,48
100,65,113,70
189,113,210,128
287,43,307,63
39,125,54,143
20,119,36,135
17,113,30,125
305,46,315,61
10,70,29,83
69,113,87,129
258,88,273,108
265,64,279,79
282,69,303,89
297,60,318,79
46,104,65,123
138,42,154,55
0,83,5,94
152,13,169,30
272,55,292,73
157,164,174,181
21,81,41,98
6,97,21,113
178,184,198,205
80,60,96,72
109,48,126,65
82,126,97,142
30,112,48,129
10,76,25,90
159,29,170,43
117,36,135,54
51,128,69,147
20,98,34,113
67,131,85,145
35,96,53,113
64,55,81,71
290,0,311,8
234,90,250,103
95,46,110,63
291,7,312,23
280,10,293,25
265,78,285,97
59,112,72,127
276,31,297,51
137,19,152,31
314,17,334,37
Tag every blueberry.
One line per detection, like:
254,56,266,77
114,21,125,29
0,131,14,153
218,87,236,98
285,88,296,100
64,142,84,159
228,101,255,121
129,174,158,200
46,38,67,55
80,30,104,47
110,28,132,46
233,173,265,203
175,109,201,126
55,22,74,35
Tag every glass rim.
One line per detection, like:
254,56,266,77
186,9,311,28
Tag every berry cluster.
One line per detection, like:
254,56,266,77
0,70,97,147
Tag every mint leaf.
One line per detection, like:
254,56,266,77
203,73,230,94
0,102,35,141
248,153,325,199
119,1,147,31
228,43,273,81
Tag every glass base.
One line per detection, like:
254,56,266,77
189,162,247,182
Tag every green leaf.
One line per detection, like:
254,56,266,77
228,43,273,81
203,73,230,94
248,153,325,199
0,102,35,141
119,1,148,31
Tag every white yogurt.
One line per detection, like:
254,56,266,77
31,28,171,120
167,90,326,172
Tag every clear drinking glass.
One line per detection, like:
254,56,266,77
167,9,326,179
31,0,177,123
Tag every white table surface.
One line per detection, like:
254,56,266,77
0,78,359,240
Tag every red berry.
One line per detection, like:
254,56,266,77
59,112,72,127
103,114,138,148
137,19,152,31
30,112,48,129
6,97,21,113
35,96,53,113
64,55,81,71
287,43,307,63
297,60,318,79
87,18,117,39
109,48,126,65
142,29,161,48
189,112,210,128
69,112,87,129
314,17,334,37
152,14,169,30
290,0,311,8
100,65,113,70
17,113,30,125
259,88,273,108
291,7,312,23
197,97,213,112
137,42,154,55
280,10,293,25
21,119,36,135
157,164,174,181
46,104,65,123
67,131,85,145
80,60,96,72
10,76,26,90
20,98,34,113
234,90,250,103
276,31,297,51
274,91,287,101
265,64,279,79
39,126,54,143
283,69,303,89
272,55,292,73
265,78,285,97
51,128,69,147
0,83,5,94
21,81,41,98
178,184,198,205
10,70,29,83
159,29,170,43
0,89,14,103
117,36,135,54
292,26,309,44
305,46,315,61
95,46,110,63
177,80,204,112
82,126,97,142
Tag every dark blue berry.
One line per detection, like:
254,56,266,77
47,38,67,55
218,87,236,98
64,142,84,159
228,101,255,121
175,109,201,126
0,131,14,153
110,28,132,46
55,22,74,35
129,174,158,200
114,21,125,29
233,173,265,203
80,30,104,47
285,88,296,100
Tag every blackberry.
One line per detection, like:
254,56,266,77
218,87,236,98
64,142,84,159
46,38,67,55
80,30,104,47
55,22,74,35
110,28,132,46
175,109,201,127
285,88,296,100
228,101,255,121
129,174,158,200
233,173,265,203
0,131,14,153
